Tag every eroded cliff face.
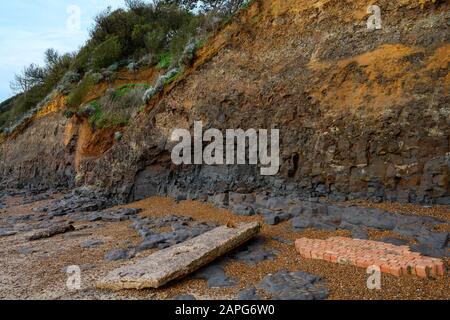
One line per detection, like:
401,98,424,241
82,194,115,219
0,112,73,189
0,93,119,190
1,0,449,204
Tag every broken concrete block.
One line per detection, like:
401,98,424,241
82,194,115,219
97,222,261,290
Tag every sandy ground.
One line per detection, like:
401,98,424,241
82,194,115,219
0,194,448,300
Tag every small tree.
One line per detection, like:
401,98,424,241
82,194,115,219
10,48,74,94
10,64,46,93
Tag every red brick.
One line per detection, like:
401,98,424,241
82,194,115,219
415,264,429,278
387,264,403,277
434,262,445,276
294,236,445,280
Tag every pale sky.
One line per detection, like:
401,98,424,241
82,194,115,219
0,0,127,101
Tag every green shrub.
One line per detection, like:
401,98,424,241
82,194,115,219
87,100,103,127
0,110,11,128
88,1,203,66
156,52,172,69
144,29,167,53
113,83,150,98
72,46,91,73
43,50,75,90
0,95,21,129
0,86,48,130
195,39,206,50
66,74,96,109
87,84,146,129
91,36,122,70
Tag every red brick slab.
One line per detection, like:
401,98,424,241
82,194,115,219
295,237,445,278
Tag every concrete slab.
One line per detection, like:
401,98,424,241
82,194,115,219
97,222,261,290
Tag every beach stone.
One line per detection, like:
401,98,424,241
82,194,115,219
298,202,327,217
267,197,289,211
229,238,278,264
341,207,397,230
351,228,369,240
229,193,254,206
210,193,229,208
135,218,216,251
37,189,114,217
326,205,345,219
105,248,136,261
410,244,450,258
394,223,428,238
255,194,270,209
258,271,328,300
291,217,312,230
415,232,448,249
176,194,187,202
94,208,142,222
237,287,261,300
97,222,261,290
231,204,255,216
310,219,337,231
292,216,337,231
0,228,17,237
264,212,292,226
16,247,38,254
82,239,104,249
288,205,305,217
436,197,450,205
379,237,410,246
192,265,237,288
